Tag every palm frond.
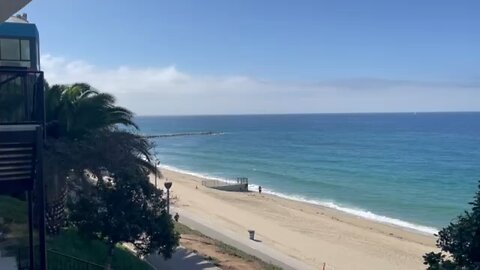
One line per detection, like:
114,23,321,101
45,83,138,138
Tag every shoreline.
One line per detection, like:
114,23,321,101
155,167,438,270
160,164,438,235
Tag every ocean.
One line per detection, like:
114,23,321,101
136,113,480,234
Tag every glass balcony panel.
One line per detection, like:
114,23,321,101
0,76,26,123
0,72,42,124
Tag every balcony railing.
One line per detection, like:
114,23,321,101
0,124,41,192
0,69,44,125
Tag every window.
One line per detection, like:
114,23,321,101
0,38,31,68
21,40,30,60
0,39,20,60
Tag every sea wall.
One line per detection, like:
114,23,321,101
202,180,249,192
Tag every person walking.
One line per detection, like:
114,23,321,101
174,212,180,222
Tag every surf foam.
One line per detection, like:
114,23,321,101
160,164,439,235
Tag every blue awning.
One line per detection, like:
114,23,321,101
0,22,38,39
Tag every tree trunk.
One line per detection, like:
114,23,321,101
104,243,115,270
45,185,67,234
45,164,68,235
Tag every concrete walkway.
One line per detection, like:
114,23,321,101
175,208,316,270
0,256,17,270
0,249,17,270
146,247,220,270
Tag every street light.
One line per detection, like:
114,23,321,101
154,160,160,188
164,180,172,214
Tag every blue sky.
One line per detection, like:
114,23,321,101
20,0,480,115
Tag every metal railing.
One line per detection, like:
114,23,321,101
47,249,104,270
201,177,248,188
201,177,249,192
16,247,104,270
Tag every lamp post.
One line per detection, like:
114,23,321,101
154,160,160,188
164,180,172,214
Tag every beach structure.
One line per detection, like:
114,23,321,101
0,7,47,270
202,177,249,192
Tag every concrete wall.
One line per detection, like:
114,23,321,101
202,179,249,192
211,183,248,192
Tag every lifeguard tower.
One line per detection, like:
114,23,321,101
0,9,47,270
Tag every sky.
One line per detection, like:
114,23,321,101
20,0,480,115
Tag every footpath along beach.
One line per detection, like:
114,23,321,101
152,168,437,270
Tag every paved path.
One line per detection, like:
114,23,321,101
146,247,220,270
0,250,17,270
176,208,316,270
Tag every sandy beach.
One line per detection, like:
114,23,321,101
154,168,437,270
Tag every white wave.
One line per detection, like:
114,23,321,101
160,164,439,235
160,164,239,184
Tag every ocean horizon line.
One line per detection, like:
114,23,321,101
136,110,480,118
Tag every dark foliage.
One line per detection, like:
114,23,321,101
424,181,480,270
68,166,178,269
43,82,157,233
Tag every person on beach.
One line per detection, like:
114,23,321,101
174,212,180,222
258,186,262,194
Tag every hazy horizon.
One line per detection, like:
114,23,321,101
23,1,480,115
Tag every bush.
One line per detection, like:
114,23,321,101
423,181,480,270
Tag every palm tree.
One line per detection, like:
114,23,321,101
44,83,156,234
45,83,138,139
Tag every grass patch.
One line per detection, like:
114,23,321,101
48,229,153,270
0,195,27,223
175,222,203,236
0,195,31,257
215,241,282,270
175,222,282,270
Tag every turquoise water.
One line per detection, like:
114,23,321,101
136,113,480,234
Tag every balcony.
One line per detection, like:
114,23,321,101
0,68,46,270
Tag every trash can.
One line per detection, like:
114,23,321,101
248,230,255,240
